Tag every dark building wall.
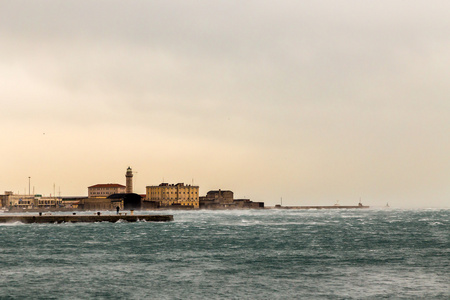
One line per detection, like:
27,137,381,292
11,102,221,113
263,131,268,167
81,198,122,210
142,201,159,209
234,200,264,208
199,198,264,209
199,201,234,209
108,193,142,210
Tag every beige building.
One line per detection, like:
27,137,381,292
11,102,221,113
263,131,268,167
146,183,199,208
5,193,35,209
1,191,62,209
36,196,62,208
88,184,126,198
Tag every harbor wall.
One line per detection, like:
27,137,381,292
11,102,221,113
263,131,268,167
0,214,173,223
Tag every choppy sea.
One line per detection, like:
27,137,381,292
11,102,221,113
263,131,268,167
0,208,448,299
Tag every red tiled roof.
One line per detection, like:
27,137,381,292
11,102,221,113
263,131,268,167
88,183,126,188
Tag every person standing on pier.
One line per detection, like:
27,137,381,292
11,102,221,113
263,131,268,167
116,206,120,215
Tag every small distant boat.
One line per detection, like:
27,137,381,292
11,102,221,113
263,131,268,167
386,202,390,208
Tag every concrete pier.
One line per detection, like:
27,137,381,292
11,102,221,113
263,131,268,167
0,214,173,224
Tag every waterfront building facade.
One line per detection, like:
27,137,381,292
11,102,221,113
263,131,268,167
5,193,35,209
146,183,199,208
1,191,62,209
36,196,61,208
88,184,126,198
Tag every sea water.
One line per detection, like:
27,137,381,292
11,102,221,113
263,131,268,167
0,209,448,299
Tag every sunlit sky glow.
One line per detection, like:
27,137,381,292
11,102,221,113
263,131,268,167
1,1,449,207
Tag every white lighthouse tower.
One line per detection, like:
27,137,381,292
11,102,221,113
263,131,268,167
126,167,133,193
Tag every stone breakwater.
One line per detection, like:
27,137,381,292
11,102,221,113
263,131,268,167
0,214,173,223
272,205,370,209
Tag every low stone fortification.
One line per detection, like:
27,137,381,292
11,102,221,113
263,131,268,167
0,214,173,223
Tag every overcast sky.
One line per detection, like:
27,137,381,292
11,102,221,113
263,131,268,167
1,1,449,207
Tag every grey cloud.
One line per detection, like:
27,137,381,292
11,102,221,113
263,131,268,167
1,1,449,206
